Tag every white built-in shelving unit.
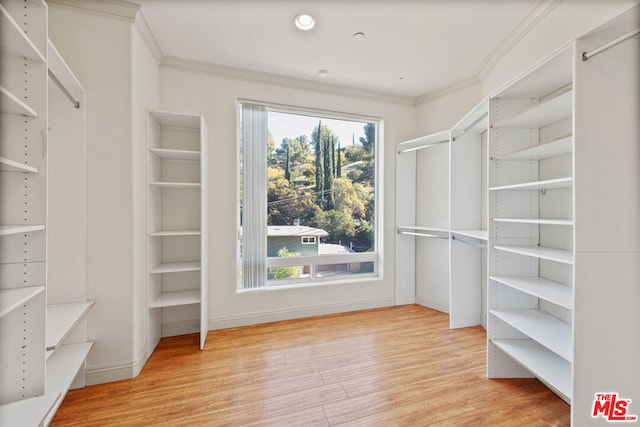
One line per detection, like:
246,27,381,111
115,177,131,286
396,6,638,424
1,1,94,425
487,43,575,405
146,110,208,354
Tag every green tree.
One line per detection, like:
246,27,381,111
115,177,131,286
313,120,324,208
284,143,291,182
359,123,375,155
268,247,302,279
336,142,342,178
267,130,277,165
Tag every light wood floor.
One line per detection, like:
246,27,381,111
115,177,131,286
51,305,570,426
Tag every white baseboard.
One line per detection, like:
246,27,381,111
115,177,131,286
85,360,138,386
162,319,199,338
415,295,449,314
208,298,394,330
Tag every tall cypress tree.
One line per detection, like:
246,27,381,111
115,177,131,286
314,120,324,208
284,143,291,182
336,142,342,178
324,135,335,210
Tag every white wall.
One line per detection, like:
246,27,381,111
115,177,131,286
160,67,416,329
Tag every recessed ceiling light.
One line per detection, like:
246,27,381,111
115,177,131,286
353,32,365,40
318,69,328,78
294,13,315,31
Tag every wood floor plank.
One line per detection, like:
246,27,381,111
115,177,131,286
51,305,570,426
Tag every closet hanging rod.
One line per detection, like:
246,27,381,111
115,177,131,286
398,230,448,239
398,139,448,154
48,69,80,109
582,28,640,61
453,112,488,139
452,235,487,249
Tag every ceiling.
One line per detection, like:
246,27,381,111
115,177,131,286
133,0,553,100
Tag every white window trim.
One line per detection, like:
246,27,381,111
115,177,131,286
237,99,384,290
301,236,316,244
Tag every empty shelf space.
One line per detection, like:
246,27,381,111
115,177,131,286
0,286,45,318
493,87,572,129
148,289,200,308
150,261,201,274
0,4,46,63
0,85,38,117
0,393,60,427
46,302,95,351
492,339,571,401
493,218,573,226
0,224,45,236
491,276,573,309
490,177,572,192
492,134,572,161
0,157,39,173
149,148,200,161
490,309,572,362
45,342,94,425
451,229,488,241
148,230,201,237
149,182,200,189
396,225,449,233
493,245,573,264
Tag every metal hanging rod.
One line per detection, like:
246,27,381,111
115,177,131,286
48,69,80,109
582,28,640,61
398,139,449,154
452,234,487,249
398,230,449,239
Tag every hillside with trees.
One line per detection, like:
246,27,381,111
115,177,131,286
267,121,375,252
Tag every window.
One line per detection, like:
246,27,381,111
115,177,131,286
239,102,379,289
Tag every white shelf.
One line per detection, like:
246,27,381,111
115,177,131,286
0,4,46,63
493,87,572,129
150,261,201,274
0,157,39,173
490,309,572,362
46,302,95,351
493,245,573,265
0,286,45,318
149,110,202,128
148,230,201,237
148,289,200,308
0,85,38,117
492,339,572,401
493,134,572,161
0,225,45,236
149,148,200,161
491,276,573,309
149,182,200,189
451,229,488,241
0,393,60,427
45,342,94,425
493,218,573,226
490,177,572,192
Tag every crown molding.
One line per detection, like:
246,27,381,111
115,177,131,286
47,0,140,21
133,11,164,65
161,56,417,106
476,0,564,80
415,75,481,105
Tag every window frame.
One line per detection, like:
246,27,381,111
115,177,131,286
237,99,383,290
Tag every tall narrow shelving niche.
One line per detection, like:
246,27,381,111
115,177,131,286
45,39,94,425
487,45,575,403
146,111,208,354
449,99,489,329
